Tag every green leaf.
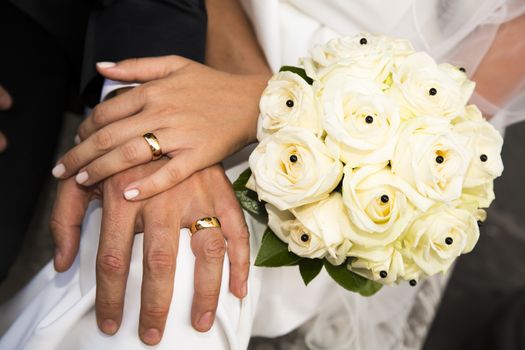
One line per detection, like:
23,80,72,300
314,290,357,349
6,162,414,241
323,259,382,296
233,168,267,217
255,228,302,267
299,259,324,286
279,66,314,85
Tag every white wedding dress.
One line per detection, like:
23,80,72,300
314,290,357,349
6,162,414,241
1,1,524,349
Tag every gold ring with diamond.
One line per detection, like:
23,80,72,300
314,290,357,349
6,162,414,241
143,132,162,160
190,217,222,235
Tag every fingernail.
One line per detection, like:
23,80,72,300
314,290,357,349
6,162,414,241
101,319,118,335
241,283,248,298
76,171,89,184
54,248,62,263
142,328,161,345
74,134,81,145
52,163,65,178
197,312,214,331
97,61,116,69
123,188,139,200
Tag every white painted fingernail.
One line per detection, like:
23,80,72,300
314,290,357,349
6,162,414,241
76,171,89,184
52,163,66,178
74,134,81,145
97,61,116,69
124,189,140,200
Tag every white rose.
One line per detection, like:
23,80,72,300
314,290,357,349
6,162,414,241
392,116,472,202
402,203,480,276
348,244,406,285
342,164,433,247
266,193,353,262
387,52,475,120
249,127,343,210
321,77,401,167
257,71,322,141
461,181,495,208
311,33,414,72
452,104,484,124
454,120,504,187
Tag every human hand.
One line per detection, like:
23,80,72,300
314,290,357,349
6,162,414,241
50,161,250,345
51,56,270,201
0,84,13,152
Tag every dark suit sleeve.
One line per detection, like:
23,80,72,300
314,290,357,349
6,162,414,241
81,0,207,106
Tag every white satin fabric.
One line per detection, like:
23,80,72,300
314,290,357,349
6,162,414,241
2,1,524,349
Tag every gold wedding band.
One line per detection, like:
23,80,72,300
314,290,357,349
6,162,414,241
143,133,163,160
190,217,222,235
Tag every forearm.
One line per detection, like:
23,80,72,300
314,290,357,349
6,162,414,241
472,14,525,117
205,0,271,75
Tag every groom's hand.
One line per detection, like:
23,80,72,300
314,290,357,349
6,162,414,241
50,161,250,345
0,83,13,152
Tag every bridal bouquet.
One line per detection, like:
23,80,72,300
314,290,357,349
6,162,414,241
234,33,504,296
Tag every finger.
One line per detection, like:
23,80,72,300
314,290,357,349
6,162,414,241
0,85,13,110
53,113,151,179
49,178,91,272
214,175,250,299
139,199,179,345
96,56,192,83
75,129,181,187
77,86,147,139
190,226,226,332
123,153,202,201
95,183,137,335
0,132,7,153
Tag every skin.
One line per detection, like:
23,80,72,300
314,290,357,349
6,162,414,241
51,161,250,345
0,84,13,152
50,0,269,345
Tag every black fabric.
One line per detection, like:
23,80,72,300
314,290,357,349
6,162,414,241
0,2,72,282
466,290,525,350
81,0,207,106
0,0,208,281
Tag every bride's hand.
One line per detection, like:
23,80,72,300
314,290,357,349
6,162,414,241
50,161,249,345
51,56,270,200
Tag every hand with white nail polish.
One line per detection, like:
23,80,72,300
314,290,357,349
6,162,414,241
50,161,250,345
51,56,270,200
0,84,13,153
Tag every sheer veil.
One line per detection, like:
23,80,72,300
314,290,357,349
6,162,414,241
241,0,525,348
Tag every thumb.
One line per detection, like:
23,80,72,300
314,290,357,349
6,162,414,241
50,177,92,272
0,84,13,110
96,55,192,83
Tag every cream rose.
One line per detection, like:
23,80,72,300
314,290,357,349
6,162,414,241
266,193,353,262
402,203,480,276
257,71,322,141
392,116,472,202
342,164,433,247
348,244,406,285
322,77,400,167
461,181,495,208
387,52,475,120
454,120,504,187
249,127,343,210
305,33,414,83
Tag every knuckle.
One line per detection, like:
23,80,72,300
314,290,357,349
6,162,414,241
202,236,226,261
145,248,175,274
120,142,139,163
93,129,113,152
194,288,220,302
91,105,106,126
62,149,82,169
164,165,181,184
142,304,169,321
97,298,122,313
98,249,127,276
49,218,66,237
